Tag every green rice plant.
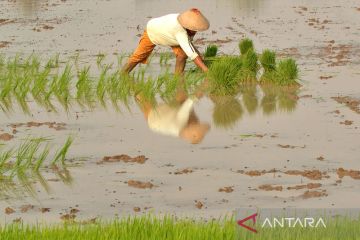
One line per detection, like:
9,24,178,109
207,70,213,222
33,144,50,172
211,95,243,129
52,136,74,166
275,58,299,86
207,56,242,95
204,44,218,58
133,77,157,107
52,65,73,111
0,149,13,174
239,38,254,55
96,64,111,108
76,66,95,109
237,49,259,83
260,49,276,73
159,52,172,66
96,53,106,68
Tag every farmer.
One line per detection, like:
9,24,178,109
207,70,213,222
122,8,210,75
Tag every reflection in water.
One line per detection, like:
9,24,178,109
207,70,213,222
0,165,73,201
136,90,210,144
210,95,243,130
16,0,40,16
212,84,300,129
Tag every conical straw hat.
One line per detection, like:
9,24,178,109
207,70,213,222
177,8,210,31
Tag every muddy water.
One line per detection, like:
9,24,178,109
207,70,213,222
1,0,360,223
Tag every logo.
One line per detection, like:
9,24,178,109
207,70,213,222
237,213,258,233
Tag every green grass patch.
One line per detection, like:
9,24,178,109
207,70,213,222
0,215,359,240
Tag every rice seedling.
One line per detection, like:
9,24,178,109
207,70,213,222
211,95,243,129
239,38,254,55
96,53,106,68
159,52,172,66
204,44,218,58
207,56,242,95
33,143,50,172
76,66,95,109
52,136,74,166
237,49,259,83
260,49,276,73
275,58,299,86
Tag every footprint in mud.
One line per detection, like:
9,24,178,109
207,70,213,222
127,180,154,189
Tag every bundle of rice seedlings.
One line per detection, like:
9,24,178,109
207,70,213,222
275,58,299,86
260,49,276,73
237,49,259,83
207,56,242,95
239,38,254,55
204,44,218,58
211,95,243,129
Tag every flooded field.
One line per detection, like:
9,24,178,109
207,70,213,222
1,0,360,225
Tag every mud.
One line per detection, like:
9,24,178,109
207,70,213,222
337,168,360,180
287,183,322,190
0,133,14,141
195,201,204,209
284,170,327,180
301,190,328,199
127,180,154,189
5,207,15,215
8,122,67,131
332,96,360,114
98,155,148,164
174,168,193,175
218,186,234,193
340,120,353,125
258,184,283,191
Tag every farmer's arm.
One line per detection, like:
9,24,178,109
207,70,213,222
175,32,208,73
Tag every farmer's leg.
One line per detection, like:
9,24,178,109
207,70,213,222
172,46,188,75
122,30,155,73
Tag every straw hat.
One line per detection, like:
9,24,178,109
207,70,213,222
177,8,210,32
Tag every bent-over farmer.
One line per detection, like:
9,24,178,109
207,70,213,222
122,8,210,75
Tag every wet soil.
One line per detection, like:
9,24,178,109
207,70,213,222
301,190,328,199
332,96,360,114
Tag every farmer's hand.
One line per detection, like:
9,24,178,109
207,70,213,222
193,56,208,73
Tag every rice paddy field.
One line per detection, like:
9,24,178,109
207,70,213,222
1,0,360,239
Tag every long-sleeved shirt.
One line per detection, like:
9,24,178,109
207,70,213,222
146,14,199,60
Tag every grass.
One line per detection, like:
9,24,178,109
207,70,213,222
0,215,359,240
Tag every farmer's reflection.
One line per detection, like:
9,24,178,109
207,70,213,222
136,92,210,144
